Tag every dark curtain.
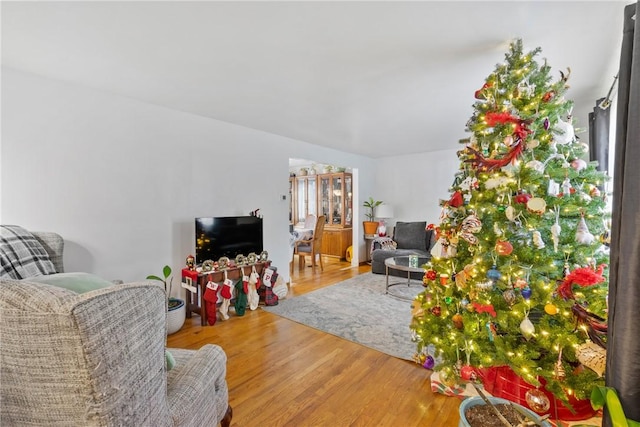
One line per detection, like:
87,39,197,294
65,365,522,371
605,1,640,425
588,98,610,172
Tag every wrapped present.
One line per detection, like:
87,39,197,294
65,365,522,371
430,372,478,398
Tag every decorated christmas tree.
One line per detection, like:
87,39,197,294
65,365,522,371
410,40,610,410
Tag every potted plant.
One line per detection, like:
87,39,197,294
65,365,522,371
363,197,383,236
459,396,552,427
589,386,640,427
147,265,186,335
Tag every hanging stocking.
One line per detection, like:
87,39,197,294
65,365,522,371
272,275,288,299
219,298,231,321
203,276,219,325
263,267,276,287
264,284,279,306
234,279,247,316
247,267,260,310
219,271,233,321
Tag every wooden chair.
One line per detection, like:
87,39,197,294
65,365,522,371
294,215,326,273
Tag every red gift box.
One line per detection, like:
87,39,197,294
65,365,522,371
477,366,597,421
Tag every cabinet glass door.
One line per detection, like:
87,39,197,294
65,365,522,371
289,178,295,225
319,176,330,224
308,178,316,219
332,175,343,225
345,175,353,226
296,179,307,224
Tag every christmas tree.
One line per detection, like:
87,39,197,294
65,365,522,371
410,39,610,406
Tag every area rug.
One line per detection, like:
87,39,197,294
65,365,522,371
262,272,423,360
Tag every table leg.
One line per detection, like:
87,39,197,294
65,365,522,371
386,265,390,294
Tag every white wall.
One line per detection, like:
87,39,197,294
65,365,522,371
1,68,377,291
374,148,460,231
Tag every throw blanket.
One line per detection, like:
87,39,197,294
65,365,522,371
370,236,396,255
0,225,57,279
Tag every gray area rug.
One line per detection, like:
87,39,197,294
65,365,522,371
262,272,423,360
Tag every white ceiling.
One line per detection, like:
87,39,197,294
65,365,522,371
1,1,627,158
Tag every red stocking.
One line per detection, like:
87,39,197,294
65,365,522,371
203,280,218,325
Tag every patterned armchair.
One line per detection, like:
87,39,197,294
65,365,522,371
0,227,232,426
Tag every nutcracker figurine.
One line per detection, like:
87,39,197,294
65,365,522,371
186,254,195,270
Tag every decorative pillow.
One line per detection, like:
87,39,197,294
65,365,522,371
394,221,428,251
165,350,176,371
24,272,113,294
0,225,57,279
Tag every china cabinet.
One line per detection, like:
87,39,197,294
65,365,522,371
317,172,353,259
289,171,353,259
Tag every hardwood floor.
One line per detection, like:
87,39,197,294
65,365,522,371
167,257,461,426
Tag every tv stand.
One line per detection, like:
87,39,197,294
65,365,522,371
181,260,272,326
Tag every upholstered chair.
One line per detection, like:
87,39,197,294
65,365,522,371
0,226,232,426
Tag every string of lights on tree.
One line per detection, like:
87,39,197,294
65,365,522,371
410,39,611,407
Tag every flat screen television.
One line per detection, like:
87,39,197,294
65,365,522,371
195,216,263,264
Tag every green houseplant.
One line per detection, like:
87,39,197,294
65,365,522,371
363,197,383,236
586,386,640,427
147,265,186,335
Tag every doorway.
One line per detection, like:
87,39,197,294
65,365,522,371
288,158,358,279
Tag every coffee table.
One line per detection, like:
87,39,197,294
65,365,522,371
384,255,429,300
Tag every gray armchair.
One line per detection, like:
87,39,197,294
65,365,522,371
0,227,232,426
1,280,232,426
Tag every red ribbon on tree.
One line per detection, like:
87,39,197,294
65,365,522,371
485,111,532,141
465,111,533,171
471,302,497,317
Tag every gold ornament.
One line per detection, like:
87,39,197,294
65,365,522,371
525,389,551,412
544,303,558,315
438,366,458,388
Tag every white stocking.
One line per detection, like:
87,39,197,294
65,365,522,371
219,298,231,320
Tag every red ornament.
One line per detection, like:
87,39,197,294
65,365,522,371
449,191,464,208
514,191,531,204
461,365,477,381
495,240,514,256
431,305,442,317
542,91,555,102
425,269,437,281
474,81,494,99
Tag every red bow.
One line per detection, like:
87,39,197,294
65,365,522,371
471,302,497,318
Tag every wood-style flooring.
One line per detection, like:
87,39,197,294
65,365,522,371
167,257,461,426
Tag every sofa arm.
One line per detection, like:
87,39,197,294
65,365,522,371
167,345,230,425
